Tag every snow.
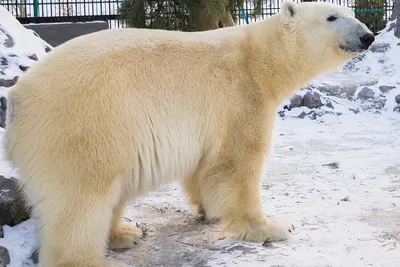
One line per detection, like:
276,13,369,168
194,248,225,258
0,6,51,98
4,114,398,267
0,7,399,267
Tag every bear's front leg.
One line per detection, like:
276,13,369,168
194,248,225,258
201,145,294,243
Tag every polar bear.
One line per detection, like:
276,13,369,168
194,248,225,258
3,1,374,266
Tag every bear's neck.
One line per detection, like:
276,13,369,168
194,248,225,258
242,16,323,106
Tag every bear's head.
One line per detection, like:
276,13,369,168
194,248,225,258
280,1,374,74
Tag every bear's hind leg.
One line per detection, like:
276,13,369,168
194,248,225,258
32,177,126,267
201,152,294,243
109,200,143,249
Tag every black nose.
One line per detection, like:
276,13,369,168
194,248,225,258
360,33,375,48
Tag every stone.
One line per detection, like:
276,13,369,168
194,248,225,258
0,76,18,88
369,43,390,53
0,28,14,48
326,101,334,109
395,94,400,104
28,54,38,61
45,46,52,53
357,87,375,100
0,246,10,266
379,85,396,93
316,85,341,97
0,176,31,227
349,108,360,114
303,91,322,109
344,86,357,99
0,97,6,128
360,80,379,86
0,225,3,238
298,111,307,119
0,57,6,66
19,65,29,72
30,247,39,264
289,94,303,108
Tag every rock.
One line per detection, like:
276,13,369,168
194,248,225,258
395,94,400,104
0,225,3,238
379,85,396,93
326,101,334,109
316,85,341,97
0,97,6,128
0,28,14,48
0,57,6,66
303,91,322,109
298,111,307,119
349,108,360,114
394,106,400,113
343,54,365,71
0,246,10,266
0,176,31,227
315,84,356,99
45,46,52,53
369,43,390,53
0,76,18,88
357,87,375,100
361,81,379,86
28,54,39,61
19,65,29,72
30,247,39,264
289,94,303,108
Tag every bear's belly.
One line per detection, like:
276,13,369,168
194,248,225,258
122,125,204,197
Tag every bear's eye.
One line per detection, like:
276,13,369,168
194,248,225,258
327,15,338,22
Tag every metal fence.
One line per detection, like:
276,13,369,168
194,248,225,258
0,0,395,34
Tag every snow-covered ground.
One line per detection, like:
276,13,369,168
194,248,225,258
1,5,400,267
1,114,399,267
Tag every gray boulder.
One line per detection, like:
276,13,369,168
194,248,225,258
0,176,31,227
0,246,10,266
303,92,323,109
0,76,18,88
0,28,14,48
395,94,400,104
357,87,375,100
0,225,3,238
369,43,390,53
379,85,396,93
290,94,303,108
0,97,6,128
30,247,39,264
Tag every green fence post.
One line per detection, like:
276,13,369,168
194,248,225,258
34,0,39,17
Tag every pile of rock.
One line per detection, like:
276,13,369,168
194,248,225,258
1,6,49,265
0,6,52,128
0,175,31,265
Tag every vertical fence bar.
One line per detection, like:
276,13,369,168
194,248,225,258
33,0,38,17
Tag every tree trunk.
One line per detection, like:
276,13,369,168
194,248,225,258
192,2,235,31
392,0,400,37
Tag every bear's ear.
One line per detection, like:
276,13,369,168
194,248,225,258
281,1,297,23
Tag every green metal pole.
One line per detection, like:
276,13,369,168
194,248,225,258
34,0,39,17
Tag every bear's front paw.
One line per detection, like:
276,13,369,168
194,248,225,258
109,223,143,249
231,217,294,243
263,218,294,242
